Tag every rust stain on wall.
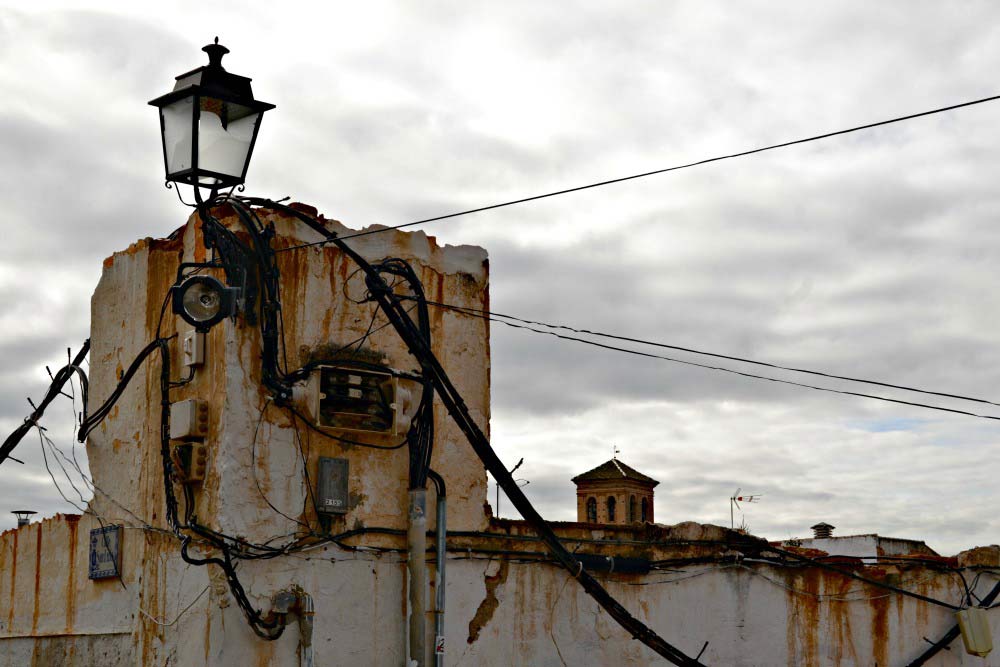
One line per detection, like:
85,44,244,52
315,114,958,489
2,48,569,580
785,567,820,665
7,530,17,632
193,219,206,264
31,524,41,634
203,587,215,664
826,575,859,665
254,642,275,667
65,516,79,632
869,584,890,667
467,560,510,645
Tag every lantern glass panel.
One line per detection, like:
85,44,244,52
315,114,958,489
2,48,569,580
160,97,194,175
197,97,260,185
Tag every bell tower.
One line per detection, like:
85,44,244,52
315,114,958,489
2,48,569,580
572,456,658,525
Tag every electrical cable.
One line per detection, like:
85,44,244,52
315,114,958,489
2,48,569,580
905,575,1000,666
371,256,436,488
274,92,1000,254
139,585,210,627
287,404,409,450
250,398,316,534
288,409,324,524
37,427,129,590
78,338,166,441
1,340,91,466
419,299,1000,409
442,304,1000,423
763,544,961,610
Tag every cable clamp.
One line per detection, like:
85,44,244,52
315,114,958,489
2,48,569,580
573,561,584,579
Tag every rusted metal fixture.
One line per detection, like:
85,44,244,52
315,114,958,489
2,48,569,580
11,510,36,528
267,588,315,667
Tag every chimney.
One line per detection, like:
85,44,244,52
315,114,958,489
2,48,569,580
811,522,834,539
12,510,36,528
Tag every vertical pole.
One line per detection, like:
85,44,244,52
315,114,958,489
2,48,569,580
434,488,447,667
408,488,428,666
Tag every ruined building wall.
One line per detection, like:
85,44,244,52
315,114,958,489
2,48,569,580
0,207,998,666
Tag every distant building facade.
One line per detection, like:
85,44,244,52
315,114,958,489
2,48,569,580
572,458,658,525
780,522,942,564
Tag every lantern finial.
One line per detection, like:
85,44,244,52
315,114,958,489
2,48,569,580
202,38,230,69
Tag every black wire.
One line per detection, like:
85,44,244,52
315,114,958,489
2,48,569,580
288,409,324,522
764,544,962,611
275,92,1000,254
429,301,1000,423
1,341,91,466
78,338,166,441
285,404,408,450
419,299,1000,410
283,306,420,384
251,400,315,533
372,257,436,488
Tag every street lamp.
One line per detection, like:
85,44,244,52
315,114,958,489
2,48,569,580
151,38,273,331
149,38,274,197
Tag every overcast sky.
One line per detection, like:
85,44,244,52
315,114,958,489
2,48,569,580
1,1,999,555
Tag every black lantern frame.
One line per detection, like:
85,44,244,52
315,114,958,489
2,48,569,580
149,39,274,192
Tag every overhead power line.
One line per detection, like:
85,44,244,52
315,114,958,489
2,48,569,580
418,299,1000,408
414,298,1000,423
277,92,1000,253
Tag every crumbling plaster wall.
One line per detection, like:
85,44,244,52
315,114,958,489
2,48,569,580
3,513,1000,666
171,207,493,547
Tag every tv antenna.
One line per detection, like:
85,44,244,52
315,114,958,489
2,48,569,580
730,488,761,529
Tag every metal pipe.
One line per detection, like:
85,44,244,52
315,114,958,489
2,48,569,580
428,470,447,667
407,488,428,666
299,592,314,667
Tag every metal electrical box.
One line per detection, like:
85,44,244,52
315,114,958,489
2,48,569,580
305,364,423,435
316,366,395,433
316,457,349,515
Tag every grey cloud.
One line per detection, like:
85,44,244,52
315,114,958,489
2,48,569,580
3,2,1000,556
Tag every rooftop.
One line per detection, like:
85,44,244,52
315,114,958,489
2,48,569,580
571,458,659,486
